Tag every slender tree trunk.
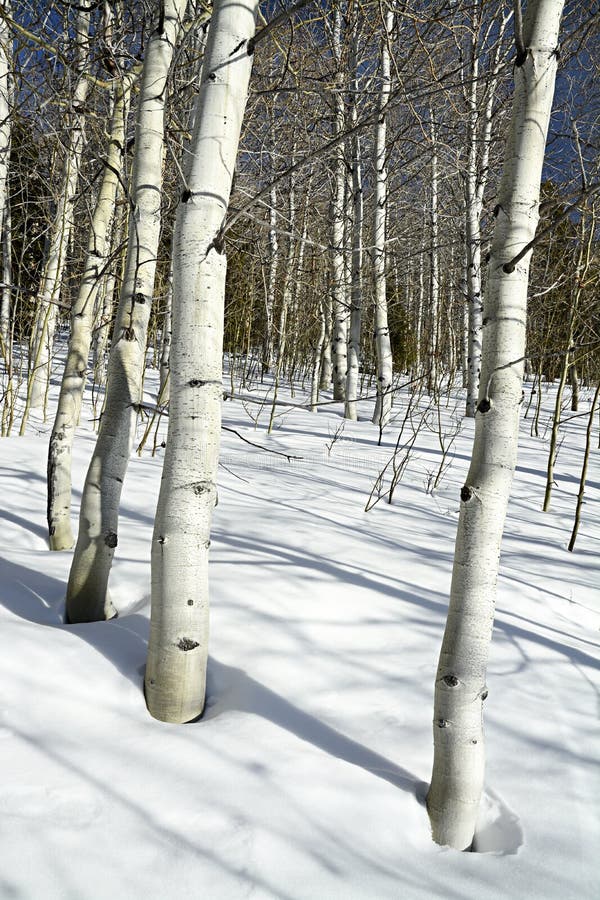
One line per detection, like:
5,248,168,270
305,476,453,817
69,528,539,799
372,8,393,429
427,0,564,850
0,0,11,350
331,3,348,402
414,246,424,379
344,17,363,421
268,177,296,434
464,10,508,417
145,0,258,724
344,140,363,420
92,202,126,390
311,293,327,411
23,2,92,421
543,211,592,511
569,364,579,412
568,381,600,552
66,0,187,623
264,182,278,375
428,114,440,391
47,75,133,551
159,269,172,393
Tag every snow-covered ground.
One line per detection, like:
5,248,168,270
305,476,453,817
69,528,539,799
0,368,598,899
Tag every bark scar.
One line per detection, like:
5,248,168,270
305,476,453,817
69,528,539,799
177,638,199,652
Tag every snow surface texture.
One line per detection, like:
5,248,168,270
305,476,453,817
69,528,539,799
0,367,598,899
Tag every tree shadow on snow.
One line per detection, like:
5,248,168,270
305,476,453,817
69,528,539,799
204,657,423,796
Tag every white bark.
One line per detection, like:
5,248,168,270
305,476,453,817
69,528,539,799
331,4,348,402
66,0,187,623
344,19,363,422
427,0,564,850
92,205,126,389
428,114,440,389
0,1,11,349
371,9,393,429
319,288,332,390
465,11,510,417
311,295,327,411
264,185,278,374
48,75,133,551
159,270,172,392
344,138,362,420
268,179,295,434
145,0,258,723
414,248,424,378
25,2,92,417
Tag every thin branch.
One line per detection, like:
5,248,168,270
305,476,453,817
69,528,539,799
247,0,313,55
221,426,303,460
502,183,600,274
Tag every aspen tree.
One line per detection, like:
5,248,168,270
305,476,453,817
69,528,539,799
66,0,187,623
427,0,565,850
428,114,440,391
0,0,11,349
543,210,594,511
145,0,258,723
464,7,510,417
344,12,363,421
331,3,348,402
22,1,93,422
0,0,12,401
47,74,134,551
371,7,393,429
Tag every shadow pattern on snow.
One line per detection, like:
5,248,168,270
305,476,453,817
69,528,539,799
204,656,424,796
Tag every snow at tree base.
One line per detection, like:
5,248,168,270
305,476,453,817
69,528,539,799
0,370,597,899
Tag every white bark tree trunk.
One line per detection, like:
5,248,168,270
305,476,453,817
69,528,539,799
145,0,258,723
344,18,363,422
465,10,509,417
24,2,92,419
268,177,296,433
92,204,126,389
344,137,362,420
427,0,564,850
159,270,173,393
428,114,440,390
66,0,187,623
371,8,393,429
318,287,333,390
264,181,278,374
0,0,11,350
47,75,133,551
331,4,348,402
311,294,327,411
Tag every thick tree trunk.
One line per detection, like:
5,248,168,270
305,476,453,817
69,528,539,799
427,0,564,850
66,0,187,623
145,0,258,723
47,75,133,551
